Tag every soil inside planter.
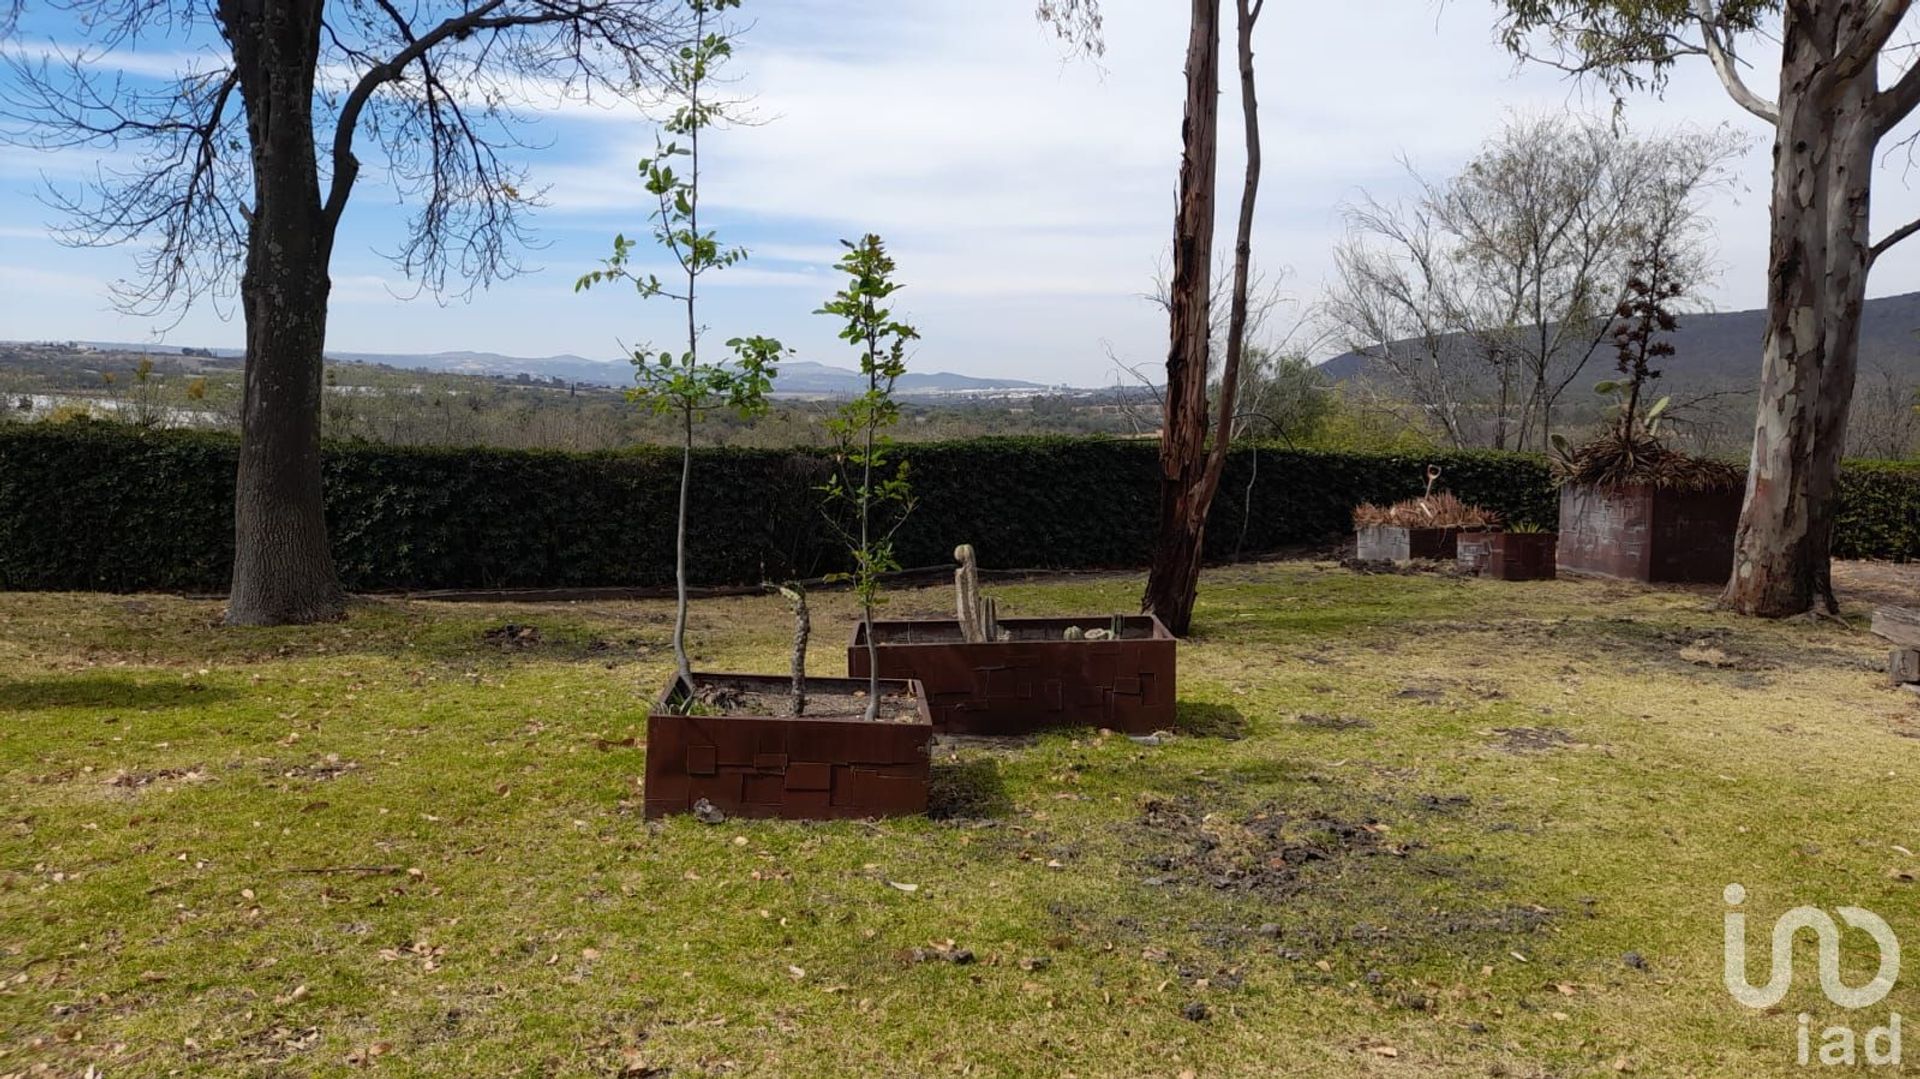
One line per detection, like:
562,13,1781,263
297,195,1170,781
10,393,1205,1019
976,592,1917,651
668,675,923,723
867,621,1157,645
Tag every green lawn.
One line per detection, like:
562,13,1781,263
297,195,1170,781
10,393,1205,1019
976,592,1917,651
4,563,1918,1077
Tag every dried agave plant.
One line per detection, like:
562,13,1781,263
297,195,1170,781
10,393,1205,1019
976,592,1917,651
1352,468,1501,531
1549,428,1742,492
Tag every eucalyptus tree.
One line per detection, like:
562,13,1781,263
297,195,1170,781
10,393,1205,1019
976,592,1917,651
1498,0,1920,615
3,0,686,624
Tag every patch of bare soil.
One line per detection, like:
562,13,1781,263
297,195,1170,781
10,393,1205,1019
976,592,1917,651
481,623,542,648
685,677,923,723
1126,796,1555,968
107,766,209,790
1136,797,1393,897
1297,713,1373,731
269,755,362,781
1835,560,1920,613
1491,726,1575,753
1340,558,1471,577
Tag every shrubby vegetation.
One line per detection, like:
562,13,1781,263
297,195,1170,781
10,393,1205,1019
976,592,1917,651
7,421,1918,595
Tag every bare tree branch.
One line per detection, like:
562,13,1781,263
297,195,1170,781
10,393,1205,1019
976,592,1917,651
1691,0,1779,122
3,0,685,312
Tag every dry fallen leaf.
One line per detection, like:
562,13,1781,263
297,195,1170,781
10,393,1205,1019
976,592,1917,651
886,881,918,893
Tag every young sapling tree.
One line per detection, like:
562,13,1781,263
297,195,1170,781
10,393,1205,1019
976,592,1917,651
576,0,783,707
819,235,919,720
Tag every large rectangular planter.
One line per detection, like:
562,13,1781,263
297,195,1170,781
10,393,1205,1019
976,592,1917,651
1485,532,1557,581
644,673,932,821
848,616,1176,736
1556,483,1741,584
1355,525,1470,562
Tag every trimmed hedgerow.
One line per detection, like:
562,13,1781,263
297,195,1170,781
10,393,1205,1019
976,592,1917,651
0,422,1909,593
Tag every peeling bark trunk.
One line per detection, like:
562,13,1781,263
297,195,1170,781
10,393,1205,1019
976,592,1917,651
222,0,346,626
1725,7,1875,617
1140,0,1221,638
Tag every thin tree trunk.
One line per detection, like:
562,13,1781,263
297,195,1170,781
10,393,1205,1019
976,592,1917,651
1725,13,1875,617
671,403,694,694
1140,0,1221,637
223,0,345,626
861,340,881,721
1142,0,1261,637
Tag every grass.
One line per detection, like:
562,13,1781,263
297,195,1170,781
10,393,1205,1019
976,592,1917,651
4,562,1920,1077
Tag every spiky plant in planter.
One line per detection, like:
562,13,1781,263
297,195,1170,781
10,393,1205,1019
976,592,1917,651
1553,249,1743,583
1550,250,1741,493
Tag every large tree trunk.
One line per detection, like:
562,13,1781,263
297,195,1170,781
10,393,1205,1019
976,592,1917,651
1140,0,1221,637
1724,10,1875,618
222,0,346,625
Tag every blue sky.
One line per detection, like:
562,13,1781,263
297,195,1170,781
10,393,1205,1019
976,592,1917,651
5,1,1920,386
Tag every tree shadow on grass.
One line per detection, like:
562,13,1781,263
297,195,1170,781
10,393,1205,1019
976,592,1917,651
1172,701,1247,740
0,676,237,713
927,758,1012,820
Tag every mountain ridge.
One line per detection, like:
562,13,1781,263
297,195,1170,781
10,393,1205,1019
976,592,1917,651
51,342,1057,397
1317,290,1920,389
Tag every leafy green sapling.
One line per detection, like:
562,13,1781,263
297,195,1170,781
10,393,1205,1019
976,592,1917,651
576,0,784,707
818,235,918,720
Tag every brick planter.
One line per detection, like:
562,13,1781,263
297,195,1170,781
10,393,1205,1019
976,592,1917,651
1485,532,1558,580
847,616,1176,736
1557,483,1741,584
643,673,932,821
1355,525,1472,562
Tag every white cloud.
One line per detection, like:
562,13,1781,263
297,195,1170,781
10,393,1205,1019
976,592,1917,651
9,1,1920,386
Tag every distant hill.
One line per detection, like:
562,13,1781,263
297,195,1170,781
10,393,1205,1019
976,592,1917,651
1317,290,1920,389
58,343,1055,398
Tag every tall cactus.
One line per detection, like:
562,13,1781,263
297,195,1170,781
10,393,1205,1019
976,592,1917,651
955,543,985,643
776,583,810,716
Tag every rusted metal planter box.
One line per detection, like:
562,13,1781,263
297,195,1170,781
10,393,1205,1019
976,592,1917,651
1556,483,1741,584
1485,532,1558,581
1355,525,1470,562
848,616,1176,736
644,673,932,821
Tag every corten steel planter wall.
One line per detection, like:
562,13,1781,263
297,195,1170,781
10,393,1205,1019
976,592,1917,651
1485,532,1557,581
1556,484,1741,584
848,616,1176,736
1455,531,1496,575
644,674,932,821
1354,525,1471,562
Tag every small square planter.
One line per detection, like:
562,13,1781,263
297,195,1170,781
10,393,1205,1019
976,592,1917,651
1557,483,1741,584
643,673,932,821
848,616,1176,736
1355,524,1474,562
1485,532,1557,581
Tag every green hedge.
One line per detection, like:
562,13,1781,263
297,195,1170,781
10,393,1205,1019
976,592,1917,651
1833,461,1920,561
0,422,1910,593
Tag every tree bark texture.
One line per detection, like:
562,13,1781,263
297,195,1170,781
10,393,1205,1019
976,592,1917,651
222,0,346,625
1725,2,1877,617
1140,0,1221,637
